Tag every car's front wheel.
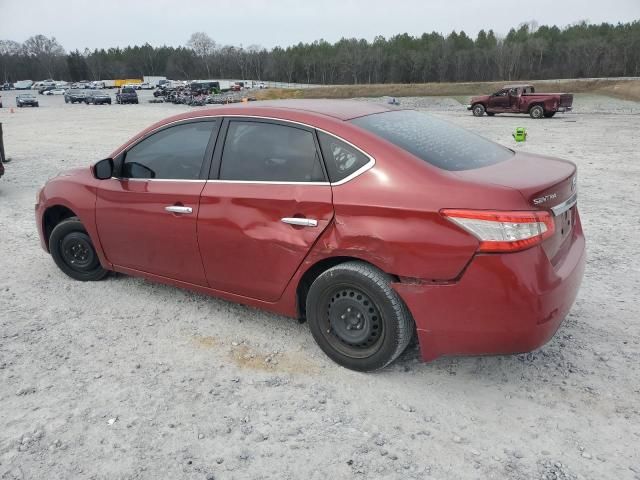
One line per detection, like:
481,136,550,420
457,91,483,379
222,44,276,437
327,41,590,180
472,104,485,117
49,218,109,281
306,261,414,371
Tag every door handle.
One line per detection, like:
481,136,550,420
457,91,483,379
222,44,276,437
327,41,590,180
165,205,193,214
281,217,318,227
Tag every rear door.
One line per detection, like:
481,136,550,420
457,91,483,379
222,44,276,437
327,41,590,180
96,119,219,286
197,118,333,301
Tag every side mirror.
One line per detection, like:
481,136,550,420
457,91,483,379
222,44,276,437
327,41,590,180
94,158,114,180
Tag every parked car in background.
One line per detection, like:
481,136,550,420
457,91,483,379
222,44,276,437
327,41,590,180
115,87,138,104
64,90,88,104
39,85,57,94
16,94,39,107
139,83,152,90
43,88,67,96
0,94,3,108
85,91,112,105
468,84,574,119
14,80,34,90
2,83,11,90
34,100,585,372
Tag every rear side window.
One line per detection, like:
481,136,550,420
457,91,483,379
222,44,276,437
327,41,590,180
122,121,216,179
220,121,325,182
351,110,512,171
317,132,370,183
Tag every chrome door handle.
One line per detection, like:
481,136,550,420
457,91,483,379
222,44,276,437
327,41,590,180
281,217,318,227
165,205,193,214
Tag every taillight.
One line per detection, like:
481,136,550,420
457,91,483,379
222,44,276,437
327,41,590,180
441,209,555,252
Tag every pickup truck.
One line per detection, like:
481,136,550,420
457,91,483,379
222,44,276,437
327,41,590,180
467,84,573,119
115,87,139,104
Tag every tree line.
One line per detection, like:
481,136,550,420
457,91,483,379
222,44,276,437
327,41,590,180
1,20,639,85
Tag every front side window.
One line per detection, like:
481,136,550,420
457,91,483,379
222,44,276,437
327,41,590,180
219,121,325,182
317,132,370,183
122,121,217,179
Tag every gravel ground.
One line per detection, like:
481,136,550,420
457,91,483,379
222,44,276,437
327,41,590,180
0,91,639,480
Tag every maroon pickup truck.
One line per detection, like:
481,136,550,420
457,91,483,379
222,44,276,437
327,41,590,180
468,84,573,119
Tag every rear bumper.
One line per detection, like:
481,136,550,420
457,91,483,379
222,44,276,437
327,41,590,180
558,106,572,112
393,218,585,361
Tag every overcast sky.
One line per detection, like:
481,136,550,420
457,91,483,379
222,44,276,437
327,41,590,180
1,0,639,51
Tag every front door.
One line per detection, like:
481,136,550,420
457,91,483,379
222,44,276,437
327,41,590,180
198,118,334,302
488,89,510,111
96,120,219,286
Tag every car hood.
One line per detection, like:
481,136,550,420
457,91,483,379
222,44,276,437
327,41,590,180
470,95,490,103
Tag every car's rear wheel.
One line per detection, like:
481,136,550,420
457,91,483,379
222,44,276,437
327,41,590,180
472,104,485,117
529,105,544,119
306,261,414,371
49,218,108,281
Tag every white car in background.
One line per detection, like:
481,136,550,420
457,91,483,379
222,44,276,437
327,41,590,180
43,88,67,95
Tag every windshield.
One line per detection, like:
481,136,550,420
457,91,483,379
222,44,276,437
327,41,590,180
350,110,513,171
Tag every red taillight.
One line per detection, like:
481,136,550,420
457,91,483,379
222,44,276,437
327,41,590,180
441,209,555,252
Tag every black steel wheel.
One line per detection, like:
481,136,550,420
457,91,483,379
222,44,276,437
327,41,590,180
49,217,109,281
306,261,414,371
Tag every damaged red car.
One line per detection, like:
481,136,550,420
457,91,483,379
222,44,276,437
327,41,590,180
35,100,585,371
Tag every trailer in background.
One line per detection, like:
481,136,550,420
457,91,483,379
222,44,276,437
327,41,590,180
143,76,167,88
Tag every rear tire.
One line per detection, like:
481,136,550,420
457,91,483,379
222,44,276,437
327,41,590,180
472,104,485,117
49,218,109,281
306,261,414,372
529,105,544,119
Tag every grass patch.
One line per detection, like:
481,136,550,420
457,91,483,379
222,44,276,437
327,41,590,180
255,78,640,102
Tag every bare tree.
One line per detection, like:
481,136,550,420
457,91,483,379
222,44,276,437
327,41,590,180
23,35,65,78
187,32,216,78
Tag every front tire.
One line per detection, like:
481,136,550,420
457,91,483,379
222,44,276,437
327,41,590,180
529,105,544,119
49,218,108,281
472,104,485,117
306,261,414,372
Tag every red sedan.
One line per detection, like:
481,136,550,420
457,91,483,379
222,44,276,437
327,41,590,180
35,100,585,371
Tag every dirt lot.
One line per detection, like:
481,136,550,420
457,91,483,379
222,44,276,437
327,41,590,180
0,91,639,480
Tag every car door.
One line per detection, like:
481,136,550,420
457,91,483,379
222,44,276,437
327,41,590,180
488,89,510,111
198,118,334,302
95,119,220,286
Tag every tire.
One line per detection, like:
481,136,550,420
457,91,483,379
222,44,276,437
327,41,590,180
472,104,485,117
306,261,414,372
49,217,109,281
544,112,556,118
529,105,544,119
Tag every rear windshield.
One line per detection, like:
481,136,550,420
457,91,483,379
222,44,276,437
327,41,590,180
350,110,513,171
122,88,135,93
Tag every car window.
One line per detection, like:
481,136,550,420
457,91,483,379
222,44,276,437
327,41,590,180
122,122,217,180
351,110,513,171
317,132,370,183
219,121,325,182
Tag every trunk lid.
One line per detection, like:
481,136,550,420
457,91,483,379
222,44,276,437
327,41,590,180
452,152,578,261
